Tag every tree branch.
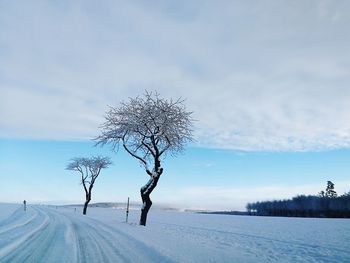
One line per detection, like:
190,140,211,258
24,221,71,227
142,137,155,157
123,143,152,176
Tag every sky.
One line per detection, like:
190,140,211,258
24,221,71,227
1,0,350,210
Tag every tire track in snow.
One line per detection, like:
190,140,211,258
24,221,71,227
94,222,175,263
0,205,174,263
0,208,38,235
0,206,73,263
60,209,174,263
71,221,126,263
0,206,50,260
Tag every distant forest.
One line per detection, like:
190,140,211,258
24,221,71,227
247,181,350,218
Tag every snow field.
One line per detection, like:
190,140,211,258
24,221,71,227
0,204,349,262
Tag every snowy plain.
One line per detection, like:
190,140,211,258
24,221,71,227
0,203,349,263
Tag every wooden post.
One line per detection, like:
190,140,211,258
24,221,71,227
126,197,130,223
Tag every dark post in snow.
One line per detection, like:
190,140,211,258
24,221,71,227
126,197,130,223
23,200,26,211
95,91,193,226
66,156,112,215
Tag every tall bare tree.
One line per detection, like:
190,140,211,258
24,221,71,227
95,91,193,225
326,181,337,198
66,156,112,215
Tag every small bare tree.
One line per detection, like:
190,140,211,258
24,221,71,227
95,91,193,225
66,156,112,215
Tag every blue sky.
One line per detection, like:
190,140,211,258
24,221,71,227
1,1,350,210
1,139,349,210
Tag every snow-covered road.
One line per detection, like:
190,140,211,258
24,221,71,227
0,205,173,263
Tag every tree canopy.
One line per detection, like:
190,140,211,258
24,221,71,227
95,91,193,175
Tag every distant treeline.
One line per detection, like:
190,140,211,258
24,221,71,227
247,182,350,218
247,194,350,218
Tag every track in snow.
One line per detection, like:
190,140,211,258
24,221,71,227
0,206,173,263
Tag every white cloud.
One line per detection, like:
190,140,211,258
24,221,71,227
1,0,350,151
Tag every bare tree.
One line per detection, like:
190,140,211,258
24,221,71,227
66,156,112,215
319,181,338,198
95,91,193,225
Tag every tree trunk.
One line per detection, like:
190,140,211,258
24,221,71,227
139,175,160,226
83,196,91,215
140,192,152,226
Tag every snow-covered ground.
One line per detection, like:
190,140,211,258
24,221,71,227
0,203,349,262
